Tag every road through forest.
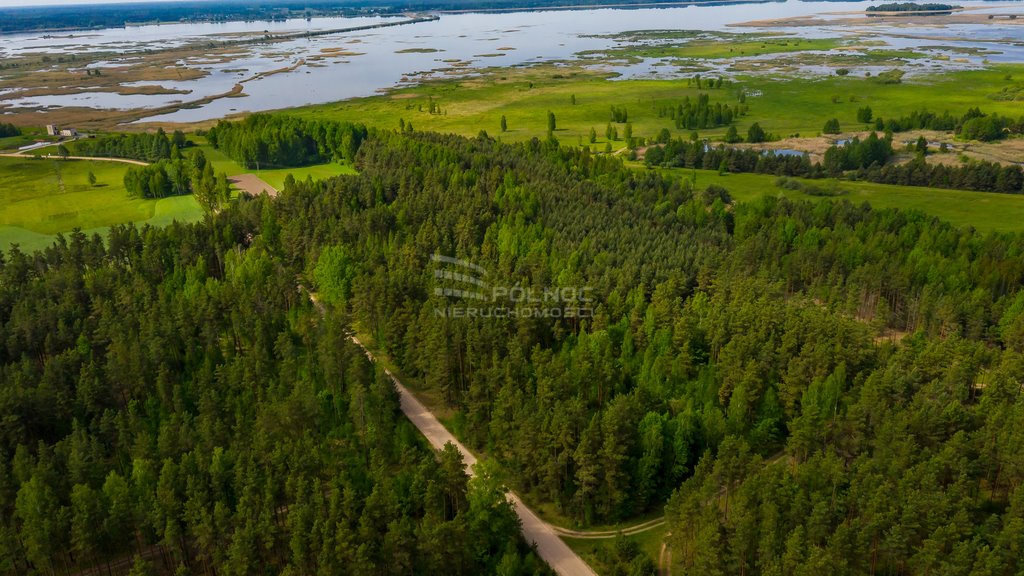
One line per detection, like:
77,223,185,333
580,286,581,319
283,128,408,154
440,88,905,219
345,332,599,576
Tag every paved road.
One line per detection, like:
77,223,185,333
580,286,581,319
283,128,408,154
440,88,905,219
348,333,598,576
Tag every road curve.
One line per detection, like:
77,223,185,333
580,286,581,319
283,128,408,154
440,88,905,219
348,334,598,576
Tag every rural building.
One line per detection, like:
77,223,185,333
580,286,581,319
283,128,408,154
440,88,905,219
60,128,78,137
45,124,59,136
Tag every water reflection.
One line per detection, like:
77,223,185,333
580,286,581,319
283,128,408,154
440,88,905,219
0,0,1021,122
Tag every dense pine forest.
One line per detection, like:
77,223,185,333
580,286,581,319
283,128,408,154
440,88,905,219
0,197,547,574
281,130,1024,573
79,129,188,163
122,149,232,208
2,123,1024,574
206,115,367,169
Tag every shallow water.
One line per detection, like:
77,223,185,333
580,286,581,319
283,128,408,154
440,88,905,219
0,0,1022,122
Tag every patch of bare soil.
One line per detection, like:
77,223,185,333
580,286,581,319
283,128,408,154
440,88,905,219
886,131,1024,166
230,174,278,197
731,130,1022,168
960,138,1024,165
731,136,831,163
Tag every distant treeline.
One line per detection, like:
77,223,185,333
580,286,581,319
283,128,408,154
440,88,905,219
867,2,958,13
0,0,782,34
207,114,367,169
865,107,1024,141
646,133,893,175
0,0,380,34
646,133,1024,194
78,128,188,162
0,123,20,138
859,156,1024,193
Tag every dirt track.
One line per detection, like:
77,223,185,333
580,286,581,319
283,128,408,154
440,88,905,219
229,174,278,197
0,152,149,166
343,330,599,576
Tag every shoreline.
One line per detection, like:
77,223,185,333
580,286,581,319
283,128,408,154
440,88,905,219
436,0,777,14
0,10,408,38
0,1,779,36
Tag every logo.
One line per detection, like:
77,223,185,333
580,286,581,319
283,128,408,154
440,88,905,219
431,254,593,319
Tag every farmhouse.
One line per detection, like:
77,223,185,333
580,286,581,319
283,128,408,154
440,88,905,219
45,124,79,138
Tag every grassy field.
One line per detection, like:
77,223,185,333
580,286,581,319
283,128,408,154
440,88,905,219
1,157,154,233
284,59,1024,147
256,163,357,190
6,36,1023,253
287,70,744,152
0,127,54,152
196,143,357,190
279,60,1024,234
729,65,1024,139
0,157,203,252
0,141,355,253
660,167,1024,233
590,32,841,60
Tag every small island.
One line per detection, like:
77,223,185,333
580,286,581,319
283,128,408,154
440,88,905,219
866,3,959,15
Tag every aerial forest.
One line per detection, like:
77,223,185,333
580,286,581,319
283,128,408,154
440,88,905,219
1,122,1023,575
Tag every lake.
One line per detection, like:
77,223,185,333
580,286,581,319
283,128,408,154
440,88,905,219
1,0,1022,123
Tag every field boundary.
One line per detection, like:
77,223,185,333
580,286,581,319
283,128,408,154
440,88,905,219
0,152,149,166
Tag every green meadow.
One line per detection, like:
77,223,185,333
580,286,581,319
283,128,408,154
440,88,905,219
285,63,1024,145
277,58,1024,235
197,144,356,190
664,168,1024,233
0,157,203,252
726,65,1024,138
0,143,355,252
4,34,1024,254
0,127,52,152
591,33,842,60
